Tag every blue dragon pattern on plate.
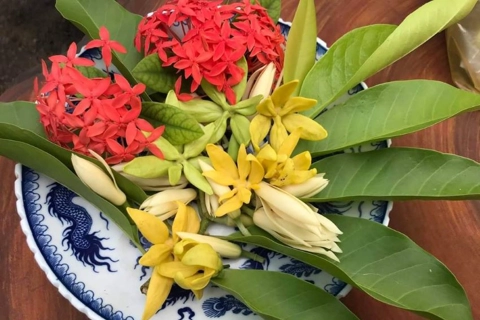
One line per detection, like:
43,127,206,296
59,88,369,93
15,20,392,320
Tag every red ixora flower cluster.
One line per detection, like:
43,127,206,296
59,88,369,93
134,0,285,104
36,29,164,165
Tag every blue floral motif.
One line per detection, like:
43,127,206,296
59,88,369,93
161,284,195,310
202,295,253,318
22,166,134,320
324,277,347,296
370,201,388,223
240,247,286,270
178,307,195,320
46,182,118,272
279,258,321,278
313,201,354,215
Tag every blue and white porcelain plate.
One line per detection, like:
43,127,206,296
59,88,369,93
14,20,392,320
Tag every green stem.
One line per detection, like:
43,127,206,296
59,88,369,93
241,250,265,264
241,205,255,218
199,218,211,234
235,218,251,236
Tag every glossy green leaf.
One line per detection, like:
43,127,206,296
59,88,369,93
301,0,477,118
212,269,359,320
55,0,150,100
250,0,281,23
141,102,204,145
132,54,176,94
76,65,108,78
226,217,473,320
308,147,480,202
0,138,140,246
283,0,316,94
296,80,480,156
0,102,148,204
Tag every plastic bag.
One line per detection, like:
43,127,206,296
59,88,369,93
446,2,480,93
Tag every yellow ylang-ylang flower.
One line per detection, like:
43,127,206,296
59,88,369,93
126,201,200,320
256,128,317,187
158,239,223,299
202,143,264,217
176,232,242,258
249,80,327,151
253,182,342,262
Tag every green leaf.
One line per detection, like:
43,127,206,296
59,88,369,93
250,0,281,23
183,124,214,159
283,0,316,94
132,54,176,94
0,102,148,204
230,114,251,145
141,102,204,145
226,217,473,320
167,91,224,123
55,0,150,101
0,138,140,246
227,134,240,161
76,65,108,78
212,269,359,320
308,147,480,202
296,80,480,156
301,0,477,118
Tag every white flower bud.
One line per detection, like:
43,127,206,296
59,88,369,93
140,188,197,220
281,173,329,198
248,62,276,101
176,232,242,258
71,154,126,206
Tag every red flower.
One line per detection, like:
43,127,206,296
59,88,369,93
134,0,285,105
85,26,127,68
49,42,95,67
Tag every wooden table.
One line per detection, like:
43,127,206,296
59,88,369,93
1,0,479,319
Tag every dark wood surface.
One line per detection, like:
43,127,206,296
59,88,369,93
1,0,479,319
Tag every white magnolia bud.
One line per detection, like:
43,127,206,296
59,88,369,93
140,188,197,220
248,62,276,101
71,154,126,206
176,232,242,258
281,173,329,198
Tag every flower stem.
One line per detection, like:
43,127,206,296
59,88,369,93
241,250,265,264
241,205,255,217
235,218,251,236
199,218,211,234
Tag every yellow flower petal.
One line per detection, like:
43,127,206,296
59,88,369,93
181,243,221,270
127,208,169,245
277,128,302,157
215,195,243,217
279,97,317,116
139,243,173,267
256,97,276,116
172,202,200,243
270,158,296,187
249,114,271,151
174,272,210,296
270,118,289,151
292,169,318,184
218,188,237,203
173,239,198,260
282,114,328,141
271,80,298,107
158,261,201,278
292,151,313,171
202,170,236,186
256,144,277,162
141,266,174,320
237,187,252,203
246,154,265,185
205,144,239,179
237,145,250,181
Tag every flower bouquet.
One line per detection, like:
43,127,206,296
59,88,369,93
1,0,479,319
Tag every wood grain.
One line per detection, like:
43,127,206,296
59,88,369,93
1,0,479,319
